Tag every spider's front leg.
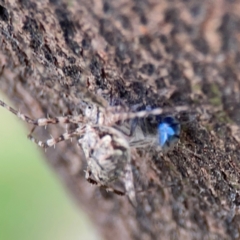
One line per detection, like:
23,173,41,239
28,126,86,149
0,100,86,126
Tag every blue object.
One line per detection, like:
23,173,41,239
158,116,180,150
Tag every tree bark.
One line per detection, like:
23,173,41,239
1,0,240,239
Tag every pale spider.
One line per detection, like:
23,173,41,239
0,99,188,206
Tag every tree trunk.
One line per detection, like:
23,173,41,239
1,0,240,239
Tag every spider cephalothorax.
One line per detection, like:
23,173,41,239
80,125,136,204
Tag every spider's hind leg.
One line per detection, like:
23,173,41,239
86,163,137,206
124,163,137,207
85,168,125,196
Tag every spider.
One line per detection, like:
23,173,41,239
0,99,188,206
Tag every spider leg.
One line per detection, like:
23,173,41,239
29,126,37,135
114,118,138,137
106,105,189,125
85,168,125,196
0,100,85,126
124,163,137,206
28,126,86,149
129,119,139,137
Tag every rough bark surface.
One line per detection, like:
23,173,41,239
1,0,240,239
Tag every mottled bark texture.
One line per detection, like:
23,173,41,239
1,0,240,239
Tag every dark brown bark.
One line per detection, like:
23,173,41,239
1,0,240,239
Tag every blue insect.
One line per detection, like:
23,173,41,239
157,116,180,151
125,109,181,152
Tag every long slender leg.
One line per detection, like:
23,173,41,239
85,168,125,196
0,100,85,126
87,178,125,196
106,105,189,125
124,163,137,206
28,126,86,148
114,118,139,137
